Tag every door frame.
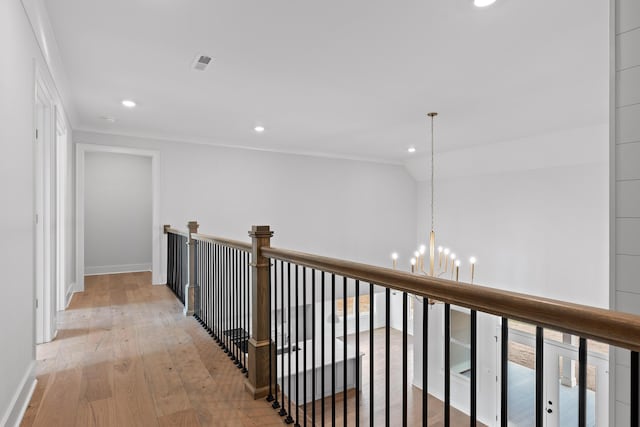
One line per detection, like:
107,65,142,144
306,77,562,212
34,70,57,344
55,110,68,310
75,144,161,291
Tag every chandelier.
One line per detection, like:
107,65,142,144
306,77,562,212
392,112,476,284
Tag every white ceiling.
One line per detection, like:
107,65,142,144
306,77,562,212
45,0,609,162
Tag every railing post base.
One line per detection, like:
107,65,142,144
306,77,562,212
184,220,199,316
244,338,273,399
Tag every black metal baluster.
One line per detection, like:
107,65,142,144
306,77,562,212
321,272,326,427
332,274,336,427
444,303,450,427
170,233,175,297
245,251,250,376
236,249,241,366
219,245,224,348
423,298,428,427
219,244,224,346
194,239,199,320
470,310,477,426
167,234,172,294
632,351,639,427
239,249,245,371
267,255,274,402
402,292,408,427
578,337,586,427
280,261,288,418
355,280,360,427
285,262,294,424
228,248,234,360
311,269,316,426
386,288,391,427
295,265,300,427
224,246,229,353
220,245,224,346
501,318,508,427
206,243,210,333
216,244,221,345
343,277,348,427
303,267,307,427
201,241,205,325
229,247,234,359
370,284,374,427
236,250,241,366
535,326,543,427
210,244,215,338
272,259,280,408
224,247,229,354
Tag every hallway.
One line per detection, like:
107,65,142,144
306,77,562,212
21,272,283,427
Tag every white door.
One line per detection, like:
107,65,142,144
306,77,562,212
544,339,608,427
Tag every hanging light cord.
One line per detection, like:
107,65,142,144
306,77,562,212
430,114,435,232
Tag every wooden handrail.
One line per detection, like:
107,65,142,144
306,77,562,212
164,226,189,237
191,233,252,252
262,246,640,352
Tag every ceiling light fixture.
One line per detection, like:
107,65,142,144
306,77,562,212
390,112,478,286
254,126,265,133
474,0,496,7
408,146,416,153
122,100,136,108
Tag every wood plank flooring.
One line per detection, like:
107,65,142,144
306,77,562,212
299,330,482,427
21,272,284,427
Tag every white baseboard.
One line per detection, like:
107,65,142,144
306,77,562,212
85,263,151,276
65,282,76,308
0,361,36,427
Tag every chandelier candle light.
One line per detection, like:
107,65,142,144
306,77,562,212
391,112,477,284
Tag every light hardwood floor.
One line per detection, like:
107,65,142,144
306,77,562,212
21,272,284,427
297,330,482,427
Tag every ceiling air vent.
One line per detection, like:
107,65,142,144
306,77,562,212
192,54,213,71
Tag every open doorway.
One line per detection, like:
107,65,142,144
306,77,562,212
75,144,161,291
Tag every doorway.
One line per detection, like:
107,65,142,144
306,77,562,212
75,144,161,291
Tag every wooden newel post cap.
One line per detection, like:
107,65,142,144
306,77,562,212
248,225,274,238
163,224,171,234
187,221,199,233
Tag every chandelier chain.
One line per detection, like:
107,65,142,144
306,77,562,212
430,113,435,231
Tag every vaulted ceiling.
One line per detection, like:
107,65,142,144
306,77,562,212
46,0,608,162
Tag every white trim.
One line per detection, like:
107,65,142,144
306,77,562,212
73,128,402,166
55,107,67,312
85,263,152,276
75,144,161,292
0,361,36,427
34,67,57,344
19,0,78,126
65,282,75,308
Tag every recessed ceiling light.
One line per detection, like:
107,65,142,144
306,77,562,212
474,0,496,7
100,116,116,123
122,99,136,108
254,126,265,133
408,146,416,153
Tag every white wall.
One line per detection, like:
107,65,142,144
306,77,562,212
84,152,152,274
73,131,418,280
0,0,73,425
409,124,609,306
611,0,640,424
